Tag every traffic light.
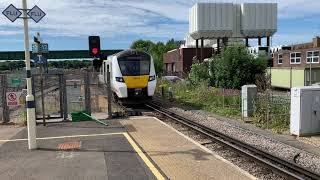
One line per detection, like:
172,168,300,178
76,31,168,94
89,36,101,57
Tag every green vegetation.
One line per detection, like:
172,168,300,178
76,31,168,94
252,94,290,133
158,79,241,118
158,43,289,133
0,60,92,71
48,60,91,69
0,61,26,71
188,44,267,89
130,39,180,75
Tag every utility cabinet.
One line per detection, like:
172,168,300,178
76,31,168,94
290,86,320,136
241,85,257,118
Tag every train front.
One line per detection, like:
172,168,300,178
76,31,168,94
114,50,156,101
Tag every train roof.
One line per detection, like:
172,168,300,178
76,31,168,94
114,49,150,58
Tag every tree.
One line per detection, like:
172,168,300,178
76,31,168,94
214,44,267,89
130,40,154,52
130,39,179,75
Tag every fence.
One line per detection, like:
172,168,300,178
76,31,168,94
252,91,291,131
0,71,27,124
159,80,291,131
0,69,116,124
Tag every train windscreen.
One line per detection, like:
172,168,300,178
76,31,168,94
118,55,150,76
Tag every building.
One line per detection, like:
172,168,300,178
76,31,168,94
163,47,213,77
271,36,320,89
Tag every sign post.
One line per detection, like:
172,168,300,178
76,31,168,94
2,1,46,150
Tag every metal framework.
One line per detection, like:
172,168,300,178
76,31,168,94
0,50,122,61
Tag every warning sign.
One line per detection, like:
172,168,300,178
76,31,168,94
6,92,21,107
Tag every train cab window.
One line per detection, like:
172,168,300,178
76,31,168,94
118,54,151,76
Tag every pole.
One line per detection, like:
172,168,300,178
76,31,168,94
107,65,112,118
39,55,46,126
84,70,91,114
195,39,198,61
62,74,68,121
1,75,9,123
200,38,204,62
23,0,37,150
217,38,220,54
290,66,292,89
258,37,262,46
310,62,312,86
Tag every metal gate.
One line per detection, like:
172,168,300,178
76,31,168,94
32,72,67,124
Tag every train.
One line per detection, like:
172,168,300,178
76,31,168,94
99,49,157,102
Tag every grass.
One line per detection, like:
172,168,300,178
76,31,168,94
157,80,242,118
157,80,290,134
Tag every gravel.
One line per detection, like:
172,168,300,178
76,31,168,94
166,107,320,174
155,113,284,180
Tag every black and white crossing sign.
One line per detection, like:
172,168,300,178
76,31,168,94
27,5,46,23
2,4,22,22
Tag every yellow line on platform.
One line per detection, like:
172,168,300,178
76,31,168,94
123,132,166,180
0,131,165,179
0,132,124,142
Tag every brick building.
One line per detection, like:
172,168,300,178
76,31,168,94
163,47,213,77
273,37,320,68
270,36,320,89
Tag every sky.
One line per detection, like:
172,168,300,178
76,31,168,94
0,0,319,51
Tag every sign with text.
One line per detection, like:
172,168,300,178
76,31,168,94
6,92,21,107
2,4,21,22
27,5,46,23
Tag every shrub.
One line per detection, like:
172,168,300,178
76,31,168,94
214,44,267,89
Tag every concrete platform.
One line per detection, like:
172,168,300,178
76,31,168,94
0,120,157,180
0,116,256,180
121,116,256,180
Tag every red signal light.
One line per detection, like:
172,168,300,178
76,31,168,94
92,48,98,55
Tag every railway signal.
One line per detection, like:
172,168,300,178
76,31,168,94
89,36,101,57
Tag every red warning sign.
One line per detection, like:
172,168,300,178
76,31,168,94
6,92,20,107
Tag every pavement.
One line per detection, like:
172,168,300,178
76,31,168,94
0,115,256,180
0,120,156,180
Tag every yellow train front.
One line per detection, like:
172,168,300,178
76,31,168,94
101,49,157,102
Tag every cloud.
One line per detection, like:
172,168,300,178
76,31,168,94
0,0,319,48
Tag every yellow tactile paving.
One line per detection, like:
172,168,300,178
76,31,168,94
121,116,257,180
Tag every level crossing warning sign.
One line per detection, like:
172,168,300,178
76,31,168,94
6,92,21,107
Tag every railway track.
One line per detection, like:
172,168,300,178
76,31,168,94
145,102,320,180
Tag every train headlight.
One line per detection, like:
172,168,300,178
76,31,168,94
149,75,156,82
115,77,125,83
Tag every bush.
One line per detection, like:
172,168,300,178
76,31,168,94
214,44,267,89
188,62,211,85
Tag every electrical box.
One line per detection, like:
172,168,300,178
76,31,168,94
241,85,257,118
290,86,320,136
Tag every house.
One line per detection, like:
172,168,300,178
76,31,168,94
163,47,214,77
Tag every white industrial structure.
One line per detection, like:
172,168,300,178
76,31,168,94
189,3,277,39
240,3,277,38
189,3,234,39
188,2,278,60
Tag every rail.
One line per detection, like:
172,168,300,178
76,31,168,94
146,102,320,180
